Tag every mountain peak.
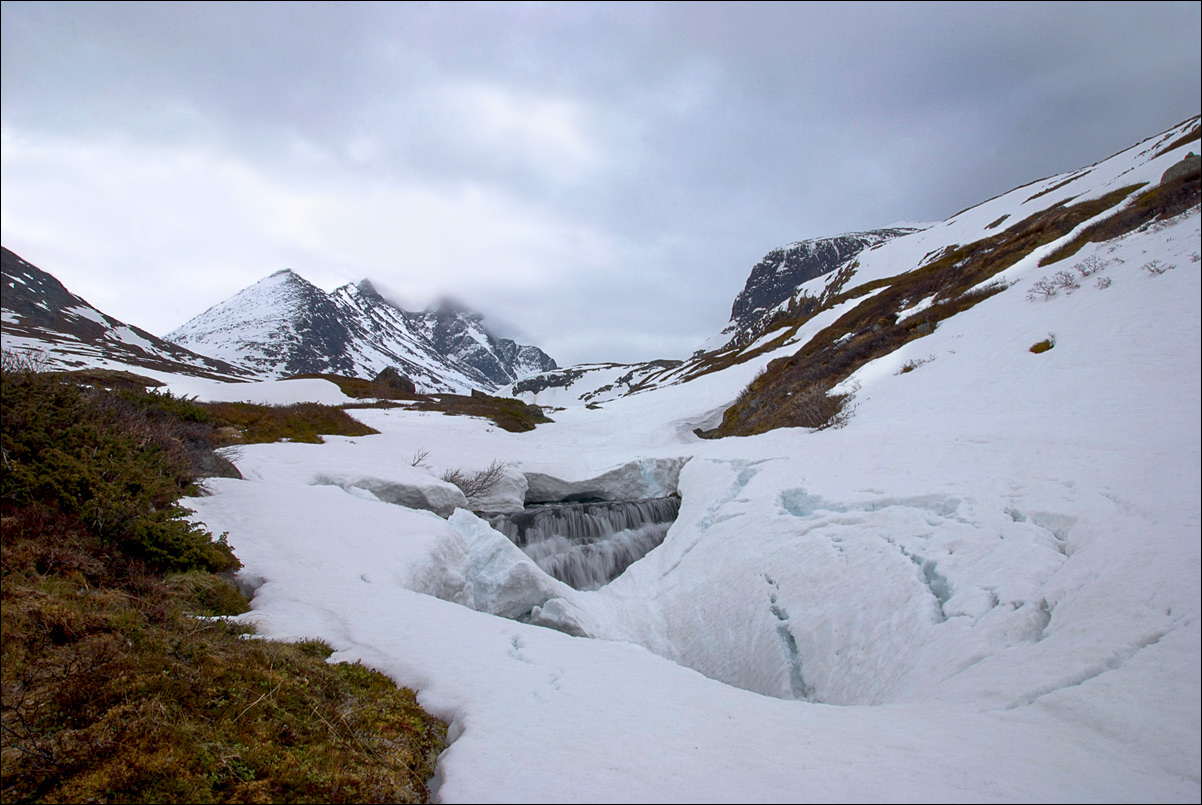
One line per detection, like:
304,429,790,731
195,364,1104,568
166,269,557,392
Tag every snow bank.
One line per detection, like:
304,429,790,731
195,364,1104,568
524,456,687,502
164,376,355,405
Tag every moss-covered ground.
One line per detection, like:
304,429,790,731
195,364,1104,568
1,359,447,803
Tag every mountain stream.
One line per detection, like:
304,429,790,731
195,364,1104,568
482,497,680,591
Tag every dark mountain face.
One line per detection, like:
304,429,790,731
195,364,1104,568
419,303,557,388
1,247,249,380
721,228,920,348
265,272,357,377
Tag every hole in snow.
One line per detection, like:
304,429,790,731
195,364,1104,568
482,497,680,591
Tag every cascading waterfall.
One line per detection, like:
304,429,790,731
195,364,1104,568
483,497,680,591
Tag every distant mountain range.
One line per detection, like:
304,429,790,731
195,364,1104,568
1,252,558,393
167,270,557,393
4,115,1198,404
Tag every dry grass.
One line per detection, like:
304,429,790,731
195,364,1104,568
1039,171,1198,266
1029,335,1056,354
1151,121,1201,159
402,391,552,433
985,214,1011,230
286,373,419,401
203,401,379,445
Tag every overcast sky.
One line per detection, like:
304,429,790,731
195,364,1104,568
3,2,1199,365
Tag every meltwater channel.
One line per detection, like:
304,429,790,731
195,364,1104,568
482,497,681,591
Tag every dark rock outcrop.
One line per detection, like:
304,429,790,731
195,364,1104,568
373,366,416,394
720,228,919,348
1,247,249,380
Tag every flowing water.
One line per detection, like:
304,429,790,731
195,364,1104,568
483,497,680,591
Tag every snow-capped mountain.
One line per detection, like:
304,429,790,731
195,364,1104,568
167,271,557,393
0,247,250,381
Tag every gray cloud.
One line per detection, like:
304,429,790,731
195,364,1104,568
3,1,1199,365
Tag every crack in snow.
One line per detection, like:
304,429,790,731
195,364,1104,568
1001,629,1171,710
764,575,810,700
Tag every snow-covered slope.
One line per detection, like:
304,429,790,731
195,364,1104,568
167,271,556,393
179,116,1201,801
0,247,249,380
513,116,1201,411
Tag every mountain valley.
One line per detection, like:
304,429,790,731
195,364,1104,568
2,115,1200,803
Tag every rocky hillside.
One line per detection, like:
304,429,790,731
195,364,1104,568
0,247,249,380
508,116,1200,413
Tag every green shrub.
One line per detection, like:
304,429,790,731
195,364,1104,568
1,368,236,573
203,401,378,445
1,364,448,803
1,516,445,803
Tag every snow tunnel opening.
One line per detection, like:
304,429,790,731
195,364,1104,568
474,457,688,591
480,496,680,591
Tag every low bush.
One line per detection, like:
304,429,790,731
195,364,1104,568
1052,270,1080,293
1026,277,1059,301
441,460,508,505
1,512,445,803
1073,254,1109,276
203,401,378,445
1142,259,1175,276
1,368,236,573
897,356,934,375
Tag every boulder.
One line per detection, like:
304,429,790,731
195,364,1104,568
1160,152,1201,185
372,366,416,395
